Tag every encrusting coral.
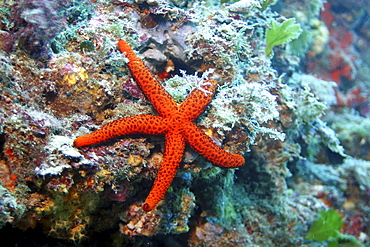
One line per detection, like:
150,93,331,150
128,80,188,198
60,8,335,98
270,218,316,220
1,0,369,245
74,39,245,211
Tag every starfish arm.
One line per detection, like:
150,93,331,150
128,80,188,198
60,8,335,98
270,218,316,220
73,115,167,147
183,122,244,168
143,131,185,211
118,40,178,117
179,79,218,121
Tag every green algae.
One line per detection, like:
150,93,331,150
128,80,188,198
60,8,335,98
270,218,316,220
265,18,302,57
306,209,363,247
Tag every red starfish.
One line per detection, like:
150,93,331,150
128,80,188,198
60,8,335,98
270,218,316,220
74,40,245,211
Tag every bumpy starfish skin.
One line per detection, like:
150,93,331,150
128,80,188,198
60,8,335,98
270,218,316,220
74,39,245,211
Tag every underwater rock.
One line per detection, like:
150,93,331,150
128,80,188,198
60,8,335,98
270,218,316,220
0,0,369,246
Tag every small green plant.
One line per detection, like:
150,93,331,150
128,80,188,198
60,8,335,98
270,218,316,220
258,0,277,11
306,209,363,247
265,18,302,57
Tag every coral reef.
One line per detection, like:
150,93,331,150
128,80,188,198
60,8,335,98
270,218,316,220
0,0,369,246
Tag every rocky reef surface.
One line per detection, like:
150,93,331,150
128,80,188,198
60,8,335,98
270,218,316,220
0,0,369,246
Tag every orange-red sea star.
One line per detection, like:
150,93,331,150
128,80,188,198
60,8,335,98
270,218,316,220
74,39,245,211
